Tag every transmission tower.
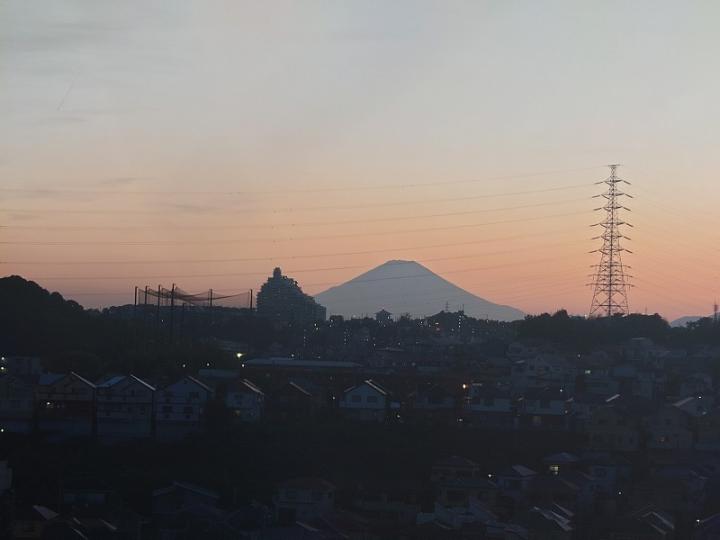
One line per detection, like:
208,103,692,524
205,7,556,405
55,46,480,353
589,164,633,317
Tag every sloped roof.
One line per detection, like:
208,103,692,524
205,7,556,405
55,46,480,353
279,477,335,492
497,465,537,478
38,373,65,386
434,456,479,469
129,374,156,391
70,372,96,388
286,381,312,397
153,481,219,499
185,376,211,392
237,379,264,395
543,452,580,464
343,379,389,396
96,375,125,388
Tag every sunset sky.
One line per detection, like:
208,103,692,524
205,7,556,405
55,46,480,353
1,1,719,320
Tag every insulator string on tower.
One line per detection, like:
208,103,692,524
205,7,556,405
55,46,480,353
589,164,632,317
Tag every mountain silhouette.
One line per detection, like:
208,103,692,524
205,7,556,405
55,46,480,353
314,260,524,321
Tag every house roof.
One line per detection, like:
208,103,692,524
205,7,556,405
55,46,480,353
529,506,573,532
243,358,361,369
437,476,497,490
279,477,335,492
33,505,59,521
543,452,580,464
581,452,631,467
365,379,389,396
414,382,456,398
152,481,220,499
497,465,537,478
470,383,511,399
128,374,155,391
344,379,389,396
434,456,479,469
520,387,566,401
37,372,66,386
236,379,264,395
69,372,96,388
96,374,155,391
286,381,312,397
96,375,125,388
185,376,211,392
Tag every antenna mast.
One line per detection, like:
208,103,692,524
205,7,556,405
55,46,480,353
589,164,633,317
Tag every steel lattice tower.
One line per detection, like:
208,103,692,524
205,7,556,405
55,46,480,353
589,164,633,317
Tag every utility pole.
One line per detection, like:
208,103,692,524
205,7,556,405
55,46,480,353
156,284,162,341
169,284,176,344
589,164,633,317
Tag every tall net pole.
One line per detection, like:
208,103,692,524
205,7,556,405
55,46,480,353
589,164,633,317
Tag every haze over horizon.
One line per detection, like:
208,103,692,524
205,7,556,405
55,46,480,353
2,1,719,320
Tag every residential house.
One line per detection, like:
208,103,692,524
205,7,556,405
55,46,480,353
526,471,598,512
579,369,621,396
495,465,537,502
408,383,458,424
340,380,391,422
603,506,674,540
96,374,155,440
643,405,694,450
0,375,34,433
465,383,516,428
266,380,319,421
152,481,221,540
522,505,574,540
569,393,616,432
585,396,648,452
430,459,498,511
633,369,666,400
274,478,335,525
697,408,720,450
695,512,720,540
582,453,631,495
542,453,580,476
225,379,264,422
511,355,577,393
155,376,212,440
11,505,62,539
680,373,713,397
35,372,96,437
518,387,570,430
431,456,481,484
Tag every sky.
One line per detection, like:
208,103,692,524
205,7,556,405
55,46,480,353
1,1,719,320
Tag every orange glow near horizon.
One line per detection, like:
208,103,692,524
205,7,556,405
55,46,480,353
2,3,719,321
2,165,717,321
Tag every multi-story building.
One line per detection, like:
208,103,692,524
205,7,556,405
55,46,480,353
96,374,155,440
225,379,264,422
256,267,326,326
35,372,96,437
0,375,34,433
155,376,212,440
340,379,391,422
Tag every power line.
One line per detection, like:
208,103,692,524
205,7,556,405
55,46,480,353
0,182,595,216
0,197,589,227
0,210,588,246
20,255,578,283
57,267,587,302
0,165,604,196
2,236,586,266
